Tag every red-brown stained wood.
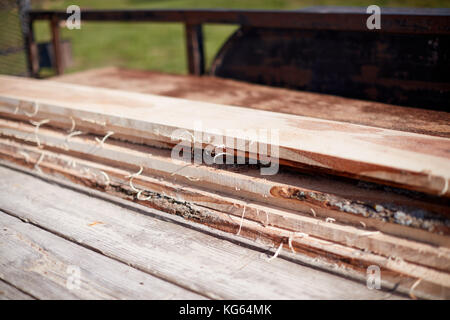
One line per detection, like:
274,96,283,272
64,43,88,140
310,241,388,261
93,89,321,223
53,67,450,138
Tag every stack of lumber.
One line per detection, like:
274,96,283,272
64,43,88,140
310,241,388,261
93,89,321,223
0,75,449,299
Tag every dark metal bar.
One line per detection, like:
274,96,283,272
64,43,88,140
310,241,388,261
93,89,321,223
17,0,39,77
50,16,64,75
25,17,39,77
185,23,204,75
29,8,450,35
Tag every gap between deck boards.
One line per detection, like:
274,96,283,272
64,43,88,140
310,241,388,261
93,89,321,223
0,163,405,300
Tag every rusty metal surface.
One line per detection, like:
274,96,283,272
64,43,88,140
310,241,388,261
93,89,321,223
49,17,63,75
27,7,450,80
210,27,450,110
184,24,204,76
27,7,450,107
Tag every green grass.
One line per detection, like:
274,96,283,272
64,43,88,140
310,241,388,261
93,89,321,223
32,0,450,76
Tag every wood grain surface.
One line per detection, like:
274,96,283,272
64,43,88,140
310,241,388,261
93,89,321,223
0,165,403,300
0,75,449,197
54,67,450,138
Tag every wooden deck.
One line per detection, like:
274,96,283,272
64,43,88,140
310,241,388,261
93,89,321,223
2,68,434,299
0,163,402,299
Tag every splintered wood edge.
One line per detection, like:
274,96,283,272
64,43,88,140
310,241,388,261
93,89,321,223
0,118,448,247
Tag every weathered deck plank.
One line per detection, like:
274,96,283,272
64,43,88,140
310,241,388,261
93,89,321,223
0,165,400,299
0,211,204,300
0,279,34,300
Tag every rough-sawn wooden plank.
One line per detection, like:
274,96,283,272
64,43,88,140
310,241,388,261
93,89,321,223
0,76,449,196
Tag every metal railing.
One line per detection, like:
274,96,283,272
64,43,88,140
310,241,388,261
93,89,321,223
25,8,450,77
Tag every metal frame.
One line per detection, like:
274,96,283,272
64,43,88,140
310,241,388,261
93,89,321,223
25,8,450,77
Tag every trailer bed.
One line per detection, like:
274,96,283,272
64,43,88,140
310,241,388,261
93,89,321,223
0,164,399,299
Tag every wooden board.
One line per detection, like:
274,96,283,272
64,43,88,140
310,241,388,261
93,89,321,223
0,76,449,197
0,211,204,300
0,165,403,300
1,118,449,239
1,137,449,271
54,67,450,138
0,119,448,248
0,155,447,299
0,280,34,300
